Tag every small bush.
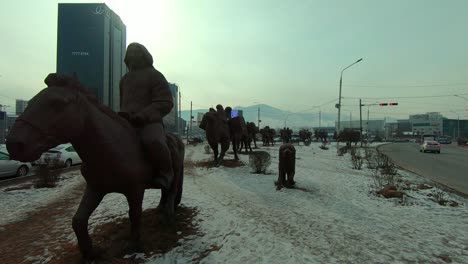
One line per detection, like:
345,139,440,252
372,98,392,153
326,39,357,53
35,164,60,188
249,151,271,174
319,142,329,150
204,145,211,154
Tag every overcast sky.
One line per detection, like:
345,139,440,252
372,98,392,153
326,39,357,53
1,0,467,120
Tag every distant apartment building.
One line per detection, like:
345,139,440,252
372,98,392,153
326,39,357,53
443,119,468,139
57,3,126,111
409,112,443,135
15,99,28,115
163,83,179,133
397,119,412,133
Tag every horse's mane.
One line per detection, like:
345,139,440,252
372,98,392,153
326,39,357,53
45,73,133,130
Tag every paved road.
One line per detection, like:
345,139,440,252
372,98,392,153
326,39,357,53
379,143,468,195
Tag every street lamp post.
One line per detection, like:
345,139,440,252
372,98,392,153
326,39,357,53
450,110,460,139
336,58,363,148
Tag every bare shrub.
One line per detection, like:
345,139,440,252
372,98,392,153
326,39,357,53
337,146,349,156
350,148,363,170
376,153,390,169
431,190,448,206
319,142,329,150
204,145,211,154
370,168,400,190
249,151,271,174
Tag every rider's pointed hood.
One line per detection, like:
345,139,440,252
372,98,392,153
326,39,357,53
124,42,153,70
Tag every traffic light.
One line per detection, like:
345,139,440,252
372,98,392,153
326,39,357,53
378,102,398,106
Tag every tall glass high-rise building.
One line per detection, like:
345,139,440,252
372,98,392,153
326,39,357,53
57,3,126,111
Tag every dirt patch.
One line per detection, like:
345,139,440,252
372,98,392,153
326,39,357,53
50,205,200,263
3,183,35,192
185,159,245,170
0,181,85,264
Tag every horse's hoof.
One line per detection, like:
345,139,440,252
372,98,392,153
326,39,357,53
81,247,105,264
123,239,144,253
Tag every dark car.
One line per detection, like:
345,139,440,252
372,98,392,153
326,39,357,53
436,137,452,144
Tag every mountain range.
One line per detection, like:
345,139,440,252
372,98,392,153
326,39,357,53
181,104,337,130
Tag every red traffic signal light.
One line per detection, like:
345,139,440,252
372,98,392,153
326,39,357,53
389,102,398,106
379,103,388,106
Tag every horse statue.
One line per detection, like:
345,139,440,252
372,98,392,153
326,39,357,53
260,126,275,146
6,74,185,262
239,121,255,153
199,106,231,166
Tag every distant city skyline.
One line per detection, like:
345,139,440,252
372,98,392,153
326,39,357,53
1,0,468,121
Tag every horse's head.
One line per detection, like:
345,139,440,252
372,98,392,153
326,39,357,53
7,74,84,162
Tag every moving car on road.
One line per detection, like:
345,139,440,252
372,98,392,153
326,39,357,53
420,140,441,154
0,148,32,178
36,143,82,168
436,137,452,144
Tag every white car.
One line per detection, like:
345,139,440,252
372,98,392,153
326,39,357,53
36,143,82,168
0,148,32,178
420,141,441,154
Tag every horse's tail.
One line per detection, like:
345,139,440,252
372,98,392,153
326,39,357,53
166,133,185,206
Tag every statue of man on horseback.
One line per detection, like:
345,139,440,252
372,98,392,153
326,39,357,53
119,42,174,188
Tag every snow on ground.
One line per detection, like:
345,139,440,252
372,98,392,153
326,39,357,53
2,142,467,263
143,142,468,264
0,171,83,227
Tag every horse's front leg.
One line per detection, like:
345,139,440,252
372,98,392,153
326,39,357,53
72,186,104,261
125,189,144,252
233,138,239,160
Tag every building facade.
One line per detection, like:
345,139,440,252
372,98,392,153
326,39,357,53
336,120,385,135
409,112,443,135
57,3,126,111
15,100,28,116
163,83,179,133
443,119,468,139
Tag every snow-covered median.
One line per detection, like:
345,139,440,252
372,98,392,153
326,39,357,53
1,142,467,263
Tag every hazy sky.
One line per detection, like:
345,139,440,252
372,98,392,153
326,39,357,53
1,0,468,121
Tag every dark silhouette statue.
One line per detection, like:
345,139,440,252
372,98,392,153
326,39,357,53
239,122,256,153
224,107,241,160
338,129,360,146
248,122,259,148
6,73,185,262
299,128,313,143
199,105,231,166
260,126,275,146
275,143,296,190
280,127,293,143
120,42,174,189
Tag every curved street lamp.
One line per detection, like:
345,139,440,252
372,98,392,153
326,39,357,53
450,110,460,139
336,58,363,147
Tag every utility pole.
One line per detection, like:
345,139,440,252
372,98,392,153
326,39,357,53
319,110,321,128
359,99,363,147
178,91,181,135
257,106,260,129
189,101,193,140
367,107,370,138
